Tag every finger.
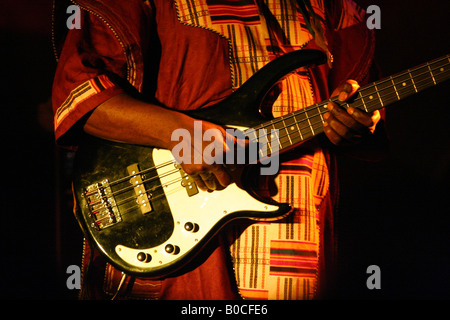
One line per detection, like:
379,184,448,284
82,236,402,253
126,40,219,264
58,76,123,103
327,102,366,133
323,112,361,144
191,174,208,191
347,108,380,133
337,82,353,102
323,120,345,145
199,171,217,191
210,165,232,188
338,80,360,101
331,80,360,100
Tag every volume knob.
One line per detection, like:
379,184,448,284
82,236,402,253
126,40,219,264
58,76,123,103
137,252,152,263
184,222,199,233
165,244,180,255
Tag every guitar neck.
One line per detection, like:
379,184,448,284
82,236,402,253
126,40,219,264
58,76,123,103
249,54,450,157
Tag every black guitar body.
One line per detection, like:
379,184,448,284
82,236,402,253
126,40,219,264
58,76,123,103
72,49,329,277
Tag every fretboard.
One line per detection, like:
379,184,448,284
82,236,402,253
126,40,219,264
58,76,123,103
248,54,450,157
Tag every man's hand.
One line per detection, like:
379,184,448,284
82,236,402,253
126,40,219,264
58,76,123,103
170,120,243,193
324,80,381,146
85,93,238,193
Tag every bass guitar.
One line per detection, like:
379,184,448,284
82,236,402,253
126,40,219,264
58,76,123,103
72,49,449,277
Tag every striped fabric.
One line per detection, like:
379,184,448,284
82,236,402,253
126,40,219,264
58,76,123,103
54,74,115,131
173,0,335,300
230,147,328,300
207,0,261,25
270,240,318,277
175,0,326,89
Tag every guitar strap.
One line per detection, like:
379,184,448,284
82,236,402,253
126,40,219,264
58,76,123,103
296,0,316,37
296,0,333,68
258,0,333,67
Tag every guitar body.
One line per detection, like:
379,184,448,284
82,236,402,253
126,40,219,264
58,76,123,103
72,48,450,277
73,49,327,277
73,134,290,277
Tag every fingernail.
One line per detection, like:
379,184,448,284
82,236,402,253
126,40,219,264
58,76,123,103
350,81,360,91
338,92,348,102
347,107,355,115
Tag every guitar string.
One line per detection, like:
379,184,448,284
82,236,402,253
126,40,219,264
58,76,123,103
252,65,450,154
86,58,450,193
93,58,449,221
101,167,180,200
93,61,450,222
88,67,450,221
252,56,450,134
85,62,450,210
92,182,190,225
111,175,186,211
83,159,177,197
255,60,450,140
84,61,450,207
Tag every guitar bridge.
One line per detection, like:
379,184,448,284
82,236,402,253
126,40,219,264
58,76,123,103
84,180,121,230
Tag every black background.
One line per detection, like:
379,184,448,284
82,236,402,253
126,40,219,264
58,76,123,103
0,0,448,300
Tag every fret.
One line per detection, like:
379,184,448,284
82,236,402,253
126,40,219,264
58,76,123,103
242,128,260,164
374,84,384,107
247,54,449,157
269,126,279,155
259,146,266,159
391,72,416,100
303,107,319,136
407,70,418,93
374,77,398,107
390,76,400,100
282,114,303,145
356,91,369,112
256,120,291,158
293,114,304,141
246,128,258,144
429,57,450,84
318,103,325,123
281,118,293,145
427,63,436,85
269,120,288,151
307,104,327,135
356,84,381,113
258,127,271,158
293,111,314,141
409,64,434,92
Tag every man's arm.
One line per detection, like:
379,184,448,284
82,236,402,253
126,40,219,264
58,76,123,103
84,80,384,192
84,93,234,192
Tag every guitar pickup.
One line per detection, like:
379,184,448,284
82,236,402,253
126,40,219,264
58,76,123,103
127,163,152,214
175,164,199,197
84,180,121,230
